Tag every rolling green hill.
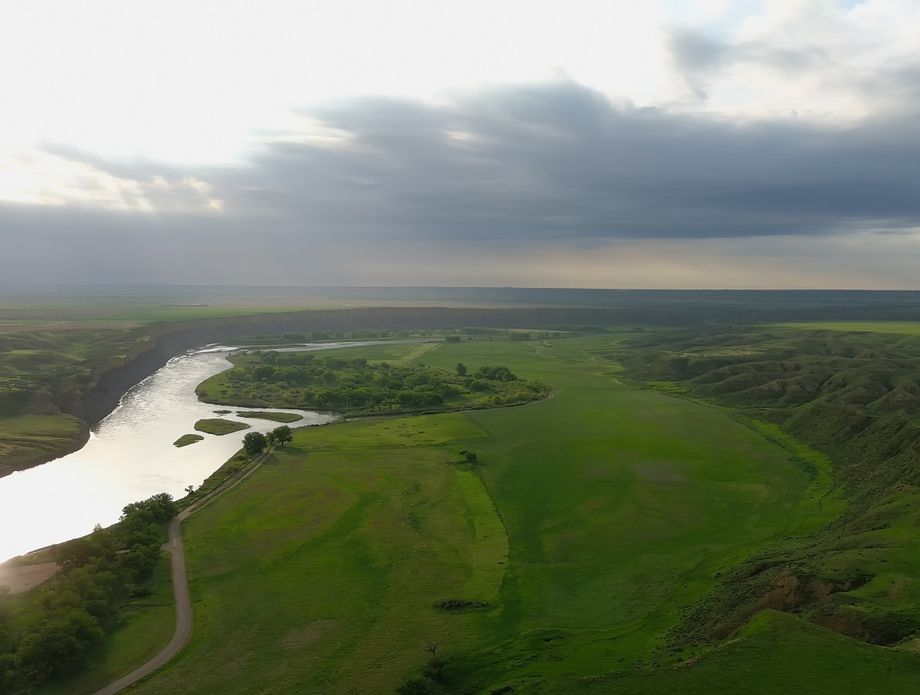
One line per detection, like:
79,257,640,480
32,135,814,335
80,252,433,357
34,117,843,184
617,325,920,653
119,335,892,694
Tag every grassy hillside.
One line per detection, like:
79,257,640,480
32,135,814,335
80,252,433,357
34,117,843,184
124,336,868,694
586,609,920,694
0,414,86,477
0,324,152,474
616,325,920,650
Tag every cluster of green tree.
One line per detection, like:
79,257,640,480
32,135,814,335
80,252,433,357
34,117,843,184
0,494,176,692
242,425,293,456
616,327,920,648
198,354,549,416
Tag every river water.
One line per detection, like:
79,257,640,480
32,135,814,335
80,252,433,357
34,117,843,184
0,342,380,561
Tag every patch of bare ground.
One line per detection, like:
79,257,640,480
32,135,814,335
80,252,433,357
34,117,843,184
0,560,59,594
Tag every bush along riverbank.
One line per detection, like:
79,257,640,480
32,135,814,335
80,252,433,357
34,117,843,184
196,352,550,415
0,494,177,693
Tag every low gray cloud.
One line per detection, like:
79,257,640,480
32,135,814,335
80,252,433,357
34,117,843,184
669,27,829,78
4,80,920,284
213,80,920,240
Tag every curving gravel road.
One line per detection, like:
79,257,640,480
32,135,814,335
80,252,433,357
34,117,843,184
93,515,192,695
94,452,270,695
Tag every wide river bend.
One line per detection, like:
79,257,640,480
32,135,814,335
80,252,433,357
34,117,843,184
0,342,390,561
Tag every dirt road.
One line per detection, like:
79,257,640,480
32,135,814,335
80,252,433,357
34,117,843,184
93,451,270,695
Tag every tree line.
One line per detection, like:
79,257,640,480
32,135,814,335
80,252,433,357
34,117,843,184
199,354,550,416
0,494,177,692
242,425,293,456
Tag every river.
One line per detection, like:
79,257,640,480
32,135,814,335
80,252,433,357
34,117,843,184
0,342,385,562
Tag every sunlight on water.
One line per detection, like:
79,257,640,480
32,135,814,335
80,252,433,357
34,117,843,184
0,346,345,561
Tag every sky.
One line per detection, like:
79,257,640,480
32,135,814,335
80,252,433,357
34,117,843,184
2,0,919,289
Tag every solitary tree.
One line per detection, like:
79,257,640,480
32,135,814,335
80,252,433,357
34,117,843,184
243,431,268,457
455,362,467,376
271,425,293,447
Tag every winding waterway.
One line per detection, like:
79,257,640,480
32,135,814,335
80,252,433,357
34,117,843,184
0,342,383,561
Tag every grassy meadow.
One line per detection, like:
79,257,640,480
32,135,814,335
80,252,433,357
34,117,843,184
119,335,885,694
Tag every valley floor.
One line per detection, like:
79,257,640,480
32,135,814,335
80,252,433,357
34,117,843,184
105,335,918,694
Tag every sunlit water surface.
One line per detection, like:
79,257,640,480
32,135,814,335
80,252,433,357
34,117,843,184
0,343,382,561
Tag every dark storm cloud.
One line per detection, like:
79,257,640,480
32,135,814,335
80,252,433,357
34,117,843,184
4,79,920,274
202,80,920,240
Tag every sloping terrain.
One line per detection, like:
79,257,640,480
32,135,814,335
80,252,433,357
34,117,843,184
617,325,920,649
125,336,848,693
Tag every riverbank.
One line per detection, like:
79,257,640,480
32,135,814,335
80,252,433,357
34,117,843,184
0,349,337,561
3,306,614,477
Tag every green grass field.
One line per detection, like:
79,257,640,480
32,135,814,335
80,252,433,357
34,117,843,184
586,609,920,693
114,335,902,694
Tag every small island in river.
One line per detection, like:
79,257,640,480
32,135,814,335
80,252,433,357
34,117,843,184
193,418,251,435
173,434,204,447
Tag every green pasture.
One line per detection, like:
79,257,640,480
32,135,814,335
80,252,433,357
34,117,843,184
123,335,867,693
131,415,503,693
